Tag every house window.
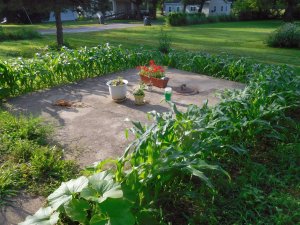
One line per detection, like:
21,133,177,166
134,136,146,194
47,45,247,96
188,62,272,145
169,6,172,12
177,6,180,12
225,5,227,11
221,6,223,11
212,6,216,12
190,6,196,12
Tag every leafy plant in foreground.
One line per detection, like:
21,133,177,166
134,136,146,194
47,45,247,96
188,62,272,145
20,171,135,225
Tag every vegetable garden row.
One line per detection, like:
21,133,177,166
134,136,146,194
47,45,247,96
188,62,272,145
0,45,299,224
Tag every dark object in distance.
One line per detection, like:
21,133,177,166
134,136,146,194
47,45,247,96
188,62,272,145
144,16,151,26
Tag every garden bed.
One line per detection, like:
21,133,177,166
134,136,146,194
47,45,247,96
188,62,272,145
1,45,299,225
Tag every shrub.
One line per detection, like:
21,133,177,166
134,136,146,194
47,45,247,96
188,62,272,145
267,23,300,48
167,12,187,26
167,12,238,26
186,13,207,24
158,28,172,54
0,26,41,42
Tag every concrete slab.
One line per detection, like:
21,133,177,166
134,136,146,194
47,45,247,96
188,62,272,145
6,68,244,167
2,68,244,225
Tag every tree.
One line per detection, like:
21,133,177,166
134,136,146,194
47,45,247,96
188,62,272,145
131,0,143,19
149,0,158,19
89,0,111,15
0,0,92,47
197,0,206,13
26,0,91,47
283,0,299,21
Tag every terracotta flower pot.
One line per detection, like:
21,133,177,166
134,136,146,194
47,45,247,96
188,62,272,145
140,75,169,88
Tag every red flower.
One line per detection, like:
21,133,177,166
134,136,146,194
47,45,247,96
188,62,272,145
137,59,165,78
149,60,155,65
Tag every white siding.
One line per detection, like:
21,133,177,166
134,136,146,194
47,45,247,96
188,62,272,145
164,0,231,16
164,3,182,15
208,0,231,16
48,9,78,22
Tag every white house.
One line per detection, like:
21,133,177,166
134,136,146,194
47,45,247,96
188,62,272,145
48,9,78,22
47,0,136,22
164,0,232,16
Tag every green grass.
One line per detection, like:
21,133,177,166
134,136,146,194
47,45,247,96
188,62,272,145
0,110,78,206
2,18,142,30
0,20,299,73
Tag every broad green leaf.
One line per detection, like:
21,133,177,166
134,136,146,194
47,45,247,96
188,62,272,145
185,165,212,188
19,207,59,225
64,198,90,224
98,198,135,225
47,176,88,210
81,171,123,203
90,214,109,225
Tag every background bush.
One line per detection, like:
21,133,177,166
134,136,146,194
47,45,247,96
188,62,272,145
267,23,300,48
0,45,257,99
0,26,41,42
167,12,238,26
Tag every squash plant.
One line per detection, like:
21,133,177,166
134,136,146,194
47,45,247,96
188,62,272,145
20,171,135,225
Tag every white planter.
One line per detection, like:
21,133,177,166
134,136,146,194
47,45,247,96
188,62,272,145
106,79,128,100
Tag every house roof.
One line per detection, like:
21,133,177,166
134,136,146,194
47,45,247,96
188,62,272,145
164,0,181,3
165,0,231,4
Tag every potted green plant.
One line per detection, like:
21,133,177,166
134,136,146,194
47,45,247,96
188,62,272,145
137,60,169,88
133,83,145,105
106,76,128,101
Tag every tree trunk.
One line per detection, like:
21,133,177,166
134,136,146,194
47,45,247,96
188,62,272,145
183,4,187,13
54,3,63,48
283,0,296,22
160,2,164,15
136,4,142,19
198,0,205,13
150,0,158,19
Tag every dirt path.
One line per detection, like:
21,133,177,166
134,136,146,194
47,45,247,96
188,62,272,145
1,68,244,224
39,23,143,34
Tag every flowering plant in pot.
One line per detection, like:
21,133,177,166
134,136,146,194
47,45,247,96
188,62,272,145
133,83,145,105
106,76,128,101
137,60,169,88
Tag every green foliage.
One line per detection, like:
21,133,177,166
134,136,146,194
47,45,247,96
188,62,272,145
158,28,172,54
21,172,135,225
232,0,282,20
167,12,238,26
0,164,22,206
9,46,300,224
133,83,145,96
0,26,41,41
0,110,78,204
167,12,187,26
267,23,300,48
110,76,125,86
0,45,259,99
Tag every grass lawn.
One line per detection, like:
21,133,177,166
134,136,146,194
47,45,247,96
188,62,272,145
1,18,142,30
0,20,299,73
